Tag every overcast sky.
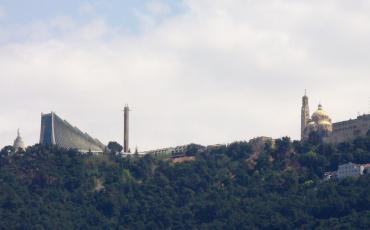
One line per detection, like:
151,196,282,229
0,0,370,151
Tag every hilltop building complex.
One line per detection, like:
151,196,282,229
39,112,105,153
301,93,370,143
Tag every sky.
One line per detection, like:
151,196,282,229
0,0,370,151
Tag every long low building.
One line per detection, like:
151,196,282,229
325,114,370,144
40,112,105,153
144,144,207,158
144,145,192,157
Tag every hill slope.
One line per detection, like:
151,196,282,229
1,136,370,229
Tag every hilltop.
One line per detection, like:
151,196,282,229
0,134,370,229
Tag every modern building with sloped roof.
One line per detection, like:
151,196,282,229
39,112,105,153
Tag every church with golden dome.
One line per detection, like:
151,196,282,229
301,92,333,140
301,92,370,143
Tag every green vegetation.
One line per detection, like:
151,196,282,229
1,135,370,229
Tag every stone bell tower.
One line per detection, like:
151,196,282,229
301,90,310,140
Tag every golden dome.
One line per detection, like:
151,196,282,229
318,120,332,126
312,104,330,122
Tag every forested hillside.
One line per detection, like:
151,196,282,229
1,134,370,229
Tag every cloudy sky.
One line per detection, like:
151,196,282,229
0,0,369,151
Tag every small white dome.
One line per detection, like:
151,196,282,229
13,129,25,151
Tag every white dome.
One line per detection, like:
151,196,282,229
13,129,25,151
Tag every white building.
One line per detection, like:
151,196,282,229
13,129,25,151
144,144,204,157
337,163,365,179
145,147,175,157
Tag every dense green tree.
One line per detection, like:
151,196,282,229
107,141,123,155
0,136,370,229
0,145,14,157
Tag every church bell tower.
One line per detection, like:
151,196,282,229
301,90,310,140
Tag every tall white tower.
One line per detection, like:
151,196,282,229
301,90,310,140
123,105,130,153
